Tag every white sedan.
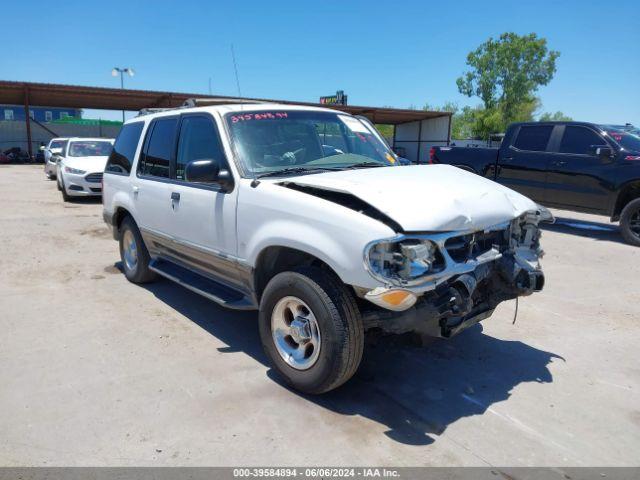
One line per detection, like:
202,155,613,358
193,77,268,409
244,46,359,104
56,138,114,201
43,138,69,179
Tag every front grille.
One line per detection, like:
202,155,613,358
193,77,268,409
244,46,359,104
444,228,509,263
89,187,102,193
85,172,103,183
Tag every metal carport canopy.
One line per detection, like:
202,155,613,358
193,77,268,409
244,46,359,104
0,80,450,125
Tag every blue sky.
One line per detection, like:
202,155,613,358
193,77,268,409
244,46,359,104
3,0,639,125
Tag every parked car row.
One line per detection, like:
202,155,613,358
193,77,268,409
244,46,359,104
43,137,114,201
430,122,640,246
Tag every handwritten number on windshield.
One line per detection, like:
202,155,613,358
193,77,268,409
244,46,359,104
231,112,288,123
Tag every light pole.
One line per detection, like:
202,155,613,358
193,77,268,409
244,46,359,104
111,67,135,122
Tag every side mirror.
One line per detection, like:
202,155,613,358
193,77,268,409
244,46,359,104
595,146,613,160
185,159,233,192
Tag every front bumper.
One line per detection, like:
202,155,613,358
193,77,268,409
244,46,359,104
361,250,544,338
62,171,103,196
44,161,57,177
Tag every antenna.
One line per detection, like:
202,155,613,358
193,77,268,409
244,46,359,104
230,44,259,187
231,44,242,99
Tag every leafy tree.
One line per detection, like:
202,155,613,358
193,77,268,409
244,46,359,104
539,111,573,121
424,102,476,139
457,33,559,126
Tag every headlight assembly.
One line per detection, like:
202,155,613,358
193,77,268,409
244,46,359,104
367,238,444,284
64,166,86,175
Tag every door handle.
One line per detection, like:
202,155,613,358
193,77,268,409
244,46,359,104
552,160,567,167
132,185,139,193
171,192,180,201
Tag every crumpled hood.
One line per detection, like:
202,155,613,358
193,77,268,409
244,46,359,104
282,164,537,232
63,156,109,173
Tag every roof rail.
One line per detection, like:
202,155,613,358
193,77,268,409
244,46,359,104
136,107,180,117
136,97,271,117
182,97,268,107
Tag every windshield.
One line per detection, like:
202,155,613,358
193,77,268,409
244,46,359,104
68,141,113,157
225,110,396,176
50,140,65,150
604,129,640,152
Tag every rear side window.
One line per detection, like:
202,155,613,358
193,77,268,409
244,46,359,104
560,126,608,155
138,118,178,178
106,122,143,174
513,126,553,152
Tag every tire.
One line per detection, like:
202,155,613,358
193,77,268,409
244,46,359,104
259,267,364,394
620,198,640,247
56,176,62,191
60,177,71,202
119,216,157,283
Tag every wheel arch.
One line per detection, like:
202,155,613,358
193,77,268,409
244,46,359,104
253,246,346,303
612,180,640,221
112,206,136,239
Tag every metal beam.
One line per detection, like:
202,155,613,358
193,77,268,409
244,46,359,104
23,86,32,158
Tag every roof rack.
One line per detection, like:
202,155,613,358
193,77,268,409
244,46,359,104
137,107,178,117
182,97,269,107
136,97,270,117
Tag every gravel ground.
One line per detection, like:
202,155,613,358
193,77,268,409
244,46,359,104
1,164,639,466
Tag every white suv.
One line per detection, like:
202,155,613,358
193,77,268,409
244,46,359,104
103,100,549,394
56,137,114,201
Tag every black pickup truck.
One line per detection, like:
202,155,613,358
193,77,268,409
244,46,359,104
431,122,640,246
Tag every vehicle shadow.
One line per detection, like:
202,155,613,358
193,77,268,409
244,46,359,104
134,269,563,446
542,216,625,244
65,197,102,205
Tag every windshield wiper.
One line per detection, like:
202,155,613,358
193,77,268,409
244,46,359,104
256,167,339,179
342,161,388,169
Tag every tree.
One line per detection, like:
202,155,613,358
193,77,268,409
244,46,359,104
424,102,476,139
539,111,573,121
457,33,559,126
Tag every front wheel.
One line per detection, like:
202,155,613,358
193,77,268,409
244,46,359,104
259,267,364,394
60,176,71,202
620,198,640,247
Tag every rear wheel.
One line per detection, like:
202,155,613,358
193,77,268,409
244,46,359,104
259,267,364,394
620,198,640,246
119,216,157,283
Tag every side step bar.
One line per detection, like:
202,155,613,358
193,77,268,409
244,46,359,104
149,259,256,310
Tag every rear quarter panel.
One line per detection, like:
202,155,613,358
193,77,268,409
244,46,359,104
434,146,499,178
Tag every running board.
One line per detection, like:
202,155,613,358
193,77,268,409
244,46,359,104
149,259,255,310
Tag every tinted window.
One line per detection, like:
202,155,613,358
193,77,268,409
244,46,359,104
176,116,226,181
605,129,640,152
139,118,177,178
68,141,113,157
50,140,64,149
513,126,553,151
106,122,143,174
560,126,607,155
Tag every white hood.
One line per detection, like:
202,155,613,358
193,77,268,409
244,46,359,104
282,164,537,232
63,156,109,173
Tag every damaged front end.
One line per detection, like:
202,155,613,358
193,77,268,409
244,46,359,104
360,207,551,338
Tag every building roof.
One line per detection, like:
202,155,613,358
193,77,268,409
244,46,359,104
0,80,450,125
